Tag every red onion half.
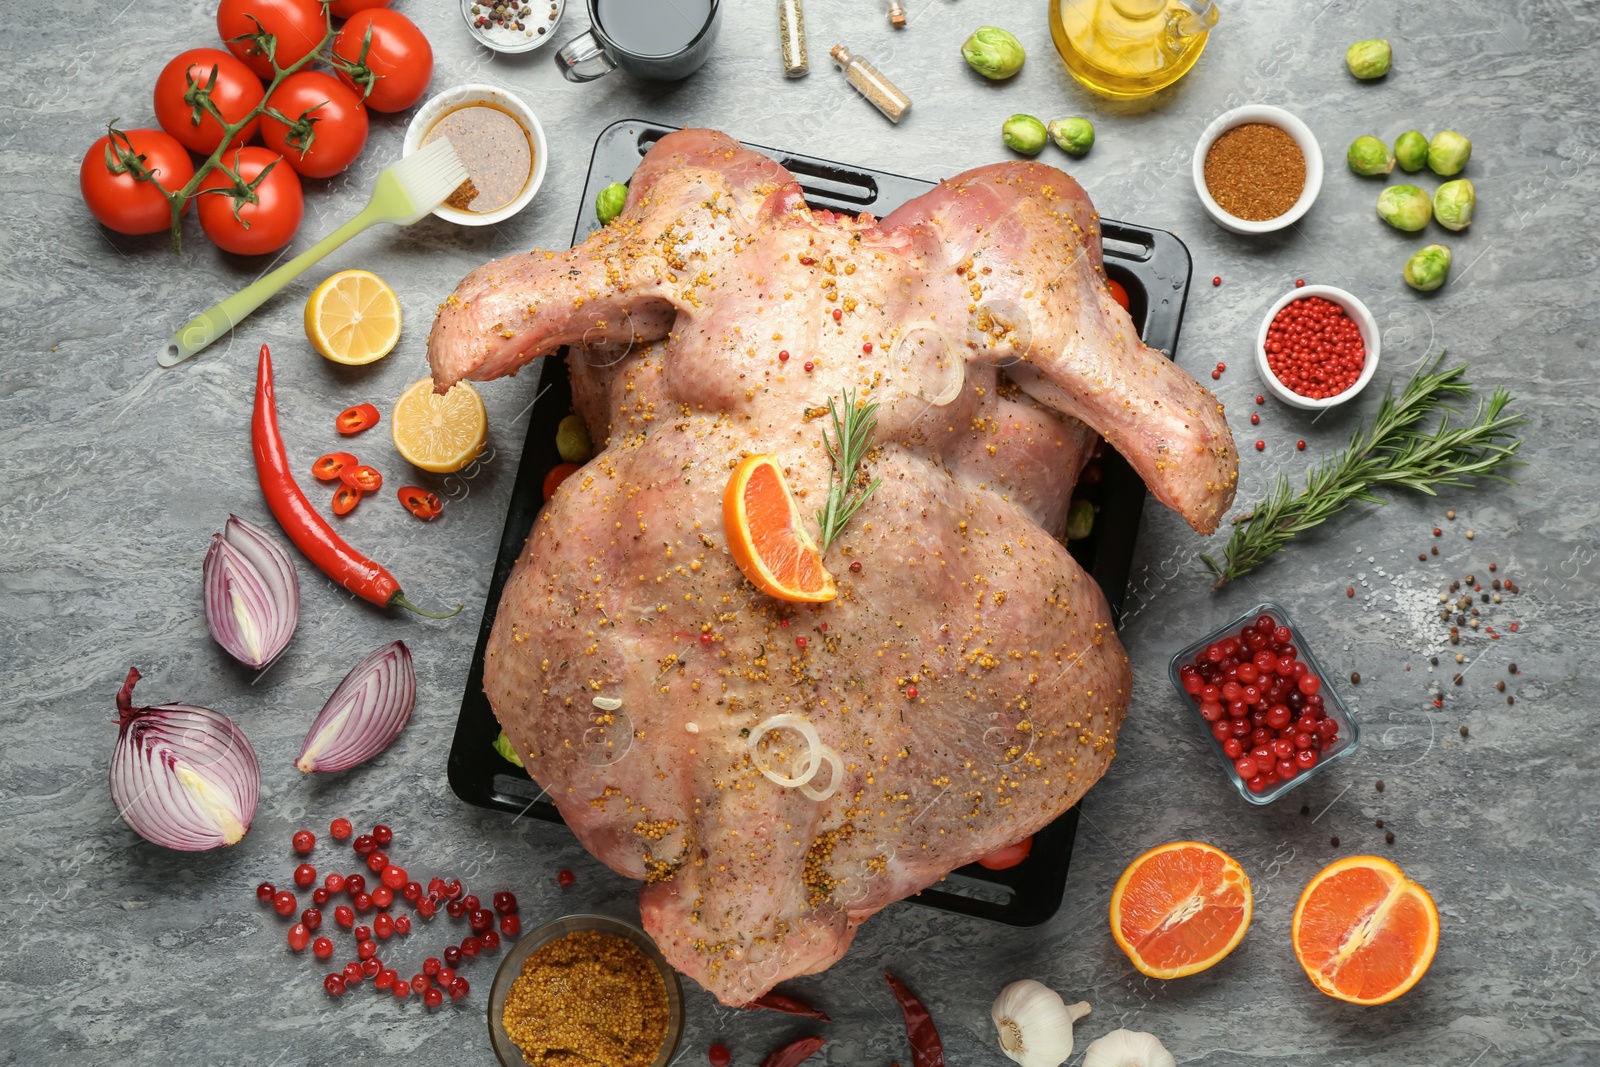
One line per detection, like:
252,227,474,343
296,641,415,773
111,668,260,851
204,515,300,669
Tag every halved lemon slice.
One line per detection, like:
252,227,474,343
723,454,836,604
304,269,402,365
1109,840,1253,979
1292,855,1439,1005
391,377,487,474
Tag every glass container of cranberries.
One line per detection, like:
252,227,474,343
1169,603,1361,805
486,913,684,1067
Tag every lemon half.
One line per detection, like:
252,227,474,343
391,377,487,474
305,270,401,365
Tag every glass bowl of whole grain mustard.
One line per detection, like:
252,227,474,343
489,913,684,1067
1192,105,1323,234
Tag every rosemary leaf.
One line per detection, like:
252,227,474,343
815,389,883,550
1202,354,1526,587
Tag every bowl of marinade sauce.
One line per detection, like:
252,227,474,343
403,84,548,226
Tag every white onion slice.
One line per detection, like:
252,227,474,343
894,323,966,407
800,745,844,802
203,515,299,669
110,667,259,851
295,641,415,773
747,713,822,788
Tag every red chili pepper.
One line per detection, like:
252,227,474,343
885,973,944,1067
252,345,457,618
747,992,832,1022
339,464,383,493
543,461,581,502
336,403,381,435
1107,278,1130,311
313,452,358,481
398,486,443,521
976,834,1033,870
331,484,362,515
759,1035,824,1067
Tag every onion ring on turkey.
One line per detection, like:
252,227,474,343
747,713,822,788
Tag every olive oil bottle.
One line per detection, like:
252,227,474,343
1049,0,1219,99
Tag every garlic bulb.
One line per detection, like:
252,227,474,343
1081,1029,1176,1067
991,979,1091,1067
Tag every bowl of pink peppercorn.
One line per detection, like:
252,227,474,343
1169,604,1360,805
1255,284,1380,410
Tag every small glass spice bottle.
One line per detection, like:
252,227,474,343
779,0,808,77
829,44,910,123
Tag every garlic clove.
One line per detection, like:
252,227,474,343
991,979,1090,1067
1081,1029,1176,1067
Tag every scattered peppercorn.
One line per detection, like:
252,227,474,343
1508,663,1517,674
831,308,842,322
1432,527,1442,536
1489,562,1498,572
1349,671,1361,684
1375,780,1385,792
1250,412,1261,425
1446,510,1456,520
1459,725,1469,737
1211,369,1221,380
1296,439,1306,450
849,561,862,573
1255,440,1265,451
1453,673,1463,686
1255,395,1265,404
1507,695,1515,705
905,686,918,699
1347,587,1355,598
1295,278,1306,288
1429,656,1438,665
795,636,808,648
1330,836,1340,847
1216,361,1227,372
778,349,789,362
1375,819,1384,828
1300,803,1311,816
1385,830,1395,844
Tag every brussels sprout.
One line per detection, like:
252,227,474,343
1433,179,1476,231
962,26,1026,80
1048,117,1096,157
1404,244,1452,291
1345,38,1392,79
1394,130,1429,173
1065,498,1096,541
1003,114,1049,156
1428,130,1472,176
1376,185,1433,231
492,731,524,768
556,413,593,463
595,181,628,225
1347,135,1394,176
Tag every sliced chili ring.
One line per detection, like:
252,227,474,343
313,451,359,482
339,464,384,493
397,486,442,520
332,484,362,516
543,462,581,502
336,403,381,435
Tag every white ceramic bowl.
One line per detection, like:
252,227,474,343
1193,104,1323,235
1254,285,1380,410
403,84,547,227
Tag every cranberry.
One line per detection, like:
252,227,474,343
424,988,443,1009
449,976,470,1001
461,937,481,958
1318,718,1340,740
324,974,346,996
443,879,463,899
446,899,467,919
1298,673,1322,696
500,914,521,938
393,982,410,1001
394,915,411,935
1294,730,1315,751
372,824,393,847
361,958,381,978
1222,738,1244,760
376,865,404,891
557,869,576,888
334,905,354,927
344,873,366,895
312,887,332,907
469,908,494,933
412,974,430,995
444,945,463,968
1209,721,1231,743
402,881,423,903
353,924,371,941
424,957,441,976
437,966,457,988
352,834,375,855
287,923,310,951
343,961,363,984
1197,700,1223,722
255,881,275,902
325,872,346,893
1234,757,1258,779
357,939,378,960
493,891,518,915
1295,747,1319,769
352,892,373,912
371,886,395,908
272,891,297,917
366,850,389,873
1245,774,1267,793
313,936,334,959
417,896,438,919
374,913,395,939
1266,705,1291,731
293,863,316,888
374,968,397,991
292,829,315,855
428,877,448,897
1228,720,1250,739
301,908,322,931
330,817,353,840
461,894,481,913
1181,673,1204,696
1276,759,1298,779
481,930,501,952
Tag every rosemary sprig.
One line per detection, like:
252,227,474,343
815,388,883,550
1202,353,1527,587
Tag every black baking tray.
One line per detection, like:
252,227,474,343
448,119,1193,928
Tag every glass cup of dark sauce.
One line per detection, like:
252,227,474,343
555,0,721,82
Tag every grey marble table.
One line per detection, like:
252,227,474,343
3,0,1597,1064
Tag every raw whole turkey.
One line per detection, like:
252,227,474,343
427,129,1236,1004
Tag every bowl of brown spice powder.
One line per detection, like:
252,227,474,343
1192,105,1323,234
489,913,683,1067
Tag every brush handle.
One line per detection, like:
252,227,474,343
158,203,383,367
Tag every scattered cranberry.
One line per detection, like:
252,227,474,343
1255,440,1265,451
449,977,470,1001
372,886,395,908
334,905,354,928
353,924,372,942
1212,276,1221,287
417,896,438,919
301,908,322,931
313,936,334,959
501,914,522,938
443,879,463,900
469,908,494,933
423,957,442,977
1296,440,1306,450
849,560,862,573
329,817,353,840
372,824,393,847
292,830,315,855
461,894,481,912
287,923,311,951
424,988,443,1009
443,945,463,968
374,913,395,939
272,891,297,917
557,870,576,888
461,937,482,958
437,966,457,988
344,873,365,895
379,865,406,891
324,974,347,996
1264,295,1365,400
366,851,389,873
402,881,423,903
374,968,397,991
343,961,364,985
293,863,316,888
256,881,275,902
1250,412,1260,425
352,892,373,912
481,930,501,952
352,834,375,855
446,899,467,919
311,887,331,906
394,915,411,935
492,890,518,915
357,939,378,961
361,958,381,979
411,974,430,995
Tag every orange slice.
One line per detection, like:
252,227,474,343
723,454,836,604
1109,841,1253,978
1292,855,1439,1005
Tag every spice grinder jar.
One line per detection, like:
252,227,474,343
1193,104,1323,235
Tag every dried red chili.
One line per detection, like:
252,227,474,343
885,973,944,1067
759,1035,824,1067
747,992,831,1022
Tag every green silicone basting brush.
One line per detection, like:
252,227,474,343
159,137,469,367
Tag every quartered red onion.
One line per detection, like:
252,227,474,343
296,641,415,773
111,667,259,851
204,515,299,669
